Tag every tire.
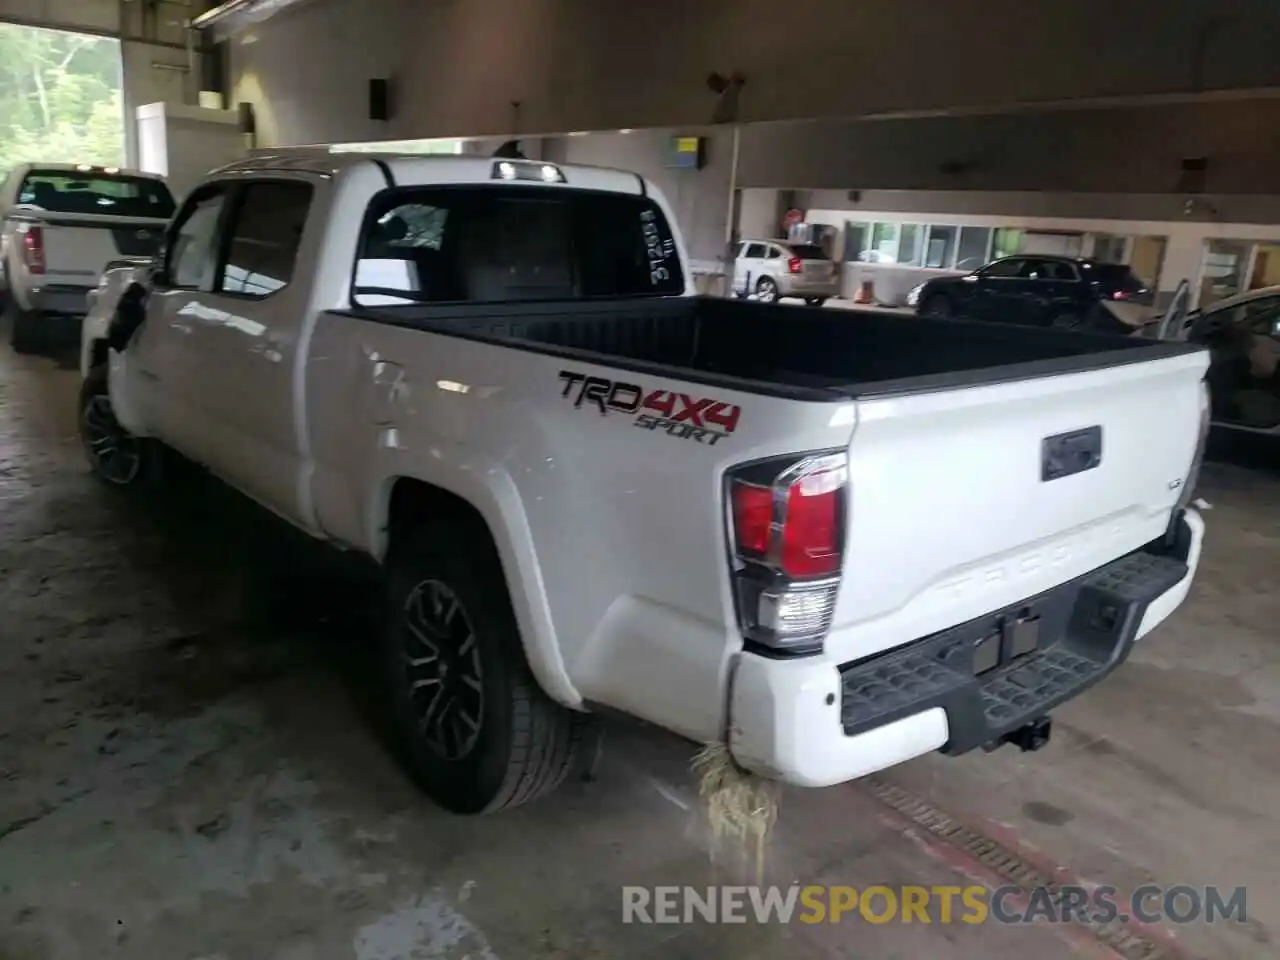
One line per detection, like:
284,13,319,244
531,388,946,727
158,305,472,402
921,294,952,319
78,365,162,488
9,305,45,355
383,519,583,814
805,297,828,307
755,277,779,303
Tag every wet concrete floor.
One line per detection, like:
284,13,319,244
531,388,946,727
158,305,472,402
1,341,1277,960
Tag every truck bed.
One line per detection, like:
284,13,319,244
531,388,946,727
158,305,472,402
339,297,1203,400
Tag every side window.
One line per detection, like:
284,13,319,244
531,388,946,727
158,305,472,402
1244,298,1280,337
981,258,1024,279
218,181,312,297
1021,259,1073,280
744,243,767,259
768,246,784,260
167,188,227,290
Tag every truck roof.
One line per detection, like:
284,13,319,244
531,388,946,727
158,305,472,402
213,148,651,196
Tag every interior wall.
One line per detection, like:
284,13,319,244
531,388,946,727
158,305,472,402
227,0,1280,141
738,189,782,241
801,189,1280,228
122,41,194,169
228,0,414,147
737,100,1280,195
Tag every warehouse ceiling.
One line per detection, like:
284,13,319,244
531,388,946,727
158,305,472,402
192,0,322,40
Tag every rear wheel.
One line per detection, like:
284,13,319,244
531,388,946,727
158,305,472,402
9,305,45,355
383,519,583,814
755,277,779,303
805,297,828,307
921,294,952,319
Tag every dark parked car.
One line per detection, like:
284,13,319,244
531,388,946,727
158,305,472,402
1177,286,1280,438
909,256,1153,332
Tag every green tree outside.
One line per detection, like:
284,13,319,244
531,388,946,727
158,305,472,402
0,22,125,171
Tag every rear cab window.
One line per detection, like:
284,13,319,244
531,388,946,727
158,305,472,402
353,185,685,305
787,244,830,261
18,169,176,219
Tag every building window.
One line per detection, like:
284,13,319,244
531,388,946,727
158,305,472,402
993,228,1024,260
1129,235,1167,289
955,227,992,271
867,222,899,262
1092,234,1128,264
924,225,957,269
843,222,868,263
896,224,923,266
1249,242,1280,290
1199,239,1254,307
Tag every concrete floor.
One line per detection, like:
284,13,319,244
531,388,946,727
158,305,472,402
0,343,1276,960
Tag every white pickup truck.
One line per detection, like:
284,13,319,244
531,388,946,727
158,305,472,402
1,163,174,353
80,150,1210,814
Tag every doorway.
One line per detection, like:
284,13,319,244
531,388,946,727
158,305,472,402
1248,243,1280,291
0,22,124,168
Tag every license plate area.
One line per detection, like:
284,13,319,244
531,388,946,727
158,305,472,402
970,609,1041,676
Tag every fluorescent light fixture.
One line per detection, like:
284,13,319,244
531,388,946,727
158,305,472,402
191,0,321,39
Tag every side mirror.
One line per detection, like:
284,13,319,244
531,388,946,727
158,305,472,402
106,282,149,353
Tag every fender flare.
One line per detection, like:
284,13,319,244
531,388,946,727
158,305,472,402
369,463,582,711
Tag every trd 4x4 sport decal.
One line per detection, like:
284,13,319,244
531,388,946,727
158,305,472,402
558,371,741,446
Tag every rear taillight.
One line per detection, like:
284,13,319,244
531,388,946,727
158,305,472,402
787,256,803,275
1111,289,1130,301
728,451,847,654
22,225,45,274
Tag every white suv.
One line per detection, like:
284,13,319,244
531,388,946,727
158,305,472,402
732,239,839,305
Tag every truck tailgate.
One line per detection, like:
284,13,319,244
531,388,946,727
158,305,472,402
826,350,1208,665
24,212,165,286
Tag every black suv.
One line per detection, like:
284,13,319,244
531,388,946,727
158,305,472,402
911,256,1152,331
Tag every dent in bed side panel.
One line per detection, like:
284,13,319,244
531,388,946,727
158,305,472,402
306,312,853,740
305,313,581,708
